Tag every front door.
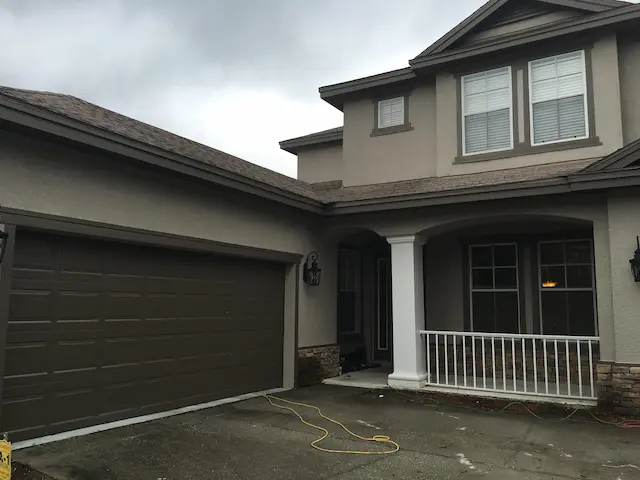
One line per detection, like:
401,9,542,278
374,257,392,362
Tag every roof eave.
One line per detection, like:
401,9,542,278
325,168,640,215
0,97,326,213
319,68,417,110
279,131,344,154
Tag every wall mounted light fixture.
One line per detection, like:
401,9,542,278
303,251,321,286
630,236,640,283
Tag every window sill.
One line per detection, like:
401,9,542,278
454,136,602,164
370,123,414,137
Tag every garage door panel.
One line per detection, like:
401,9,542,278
2,230,286,441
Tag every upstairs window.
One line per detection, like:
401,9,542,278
377,96,405,129
529,51,588,145
462,66,513,155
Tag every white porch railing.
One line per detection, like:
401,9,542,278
419,330,600,401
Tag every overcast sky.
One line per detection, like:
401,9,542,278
0,1,627,177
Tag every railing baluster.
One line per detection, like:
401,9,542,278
533,339,538,394
491,336,496,391
472,336,477,388
435,334,439,385
565,339,571,397
444,334,449,386
453,334,458,387
426,333,431,384
543,339,549,394
463,334,467,387
501,337,506,390
417,331,599,400
577,340,583,397
554,339,560,396
522,337,527,393
512,337,516,392
482,338,486,389
588,339,595,399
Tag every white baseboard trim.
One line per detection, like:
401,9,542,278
13,387,290,451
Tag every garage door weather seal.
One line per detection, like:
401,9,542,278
12,387,289,451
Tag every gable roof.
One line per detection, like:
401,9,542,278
411,0,629,62
0,86,321,204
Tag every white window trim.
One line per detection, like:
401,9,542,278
468,243,521,334
536,239,598,336
528,50,589,147
461,66,514,157
377,96,405,129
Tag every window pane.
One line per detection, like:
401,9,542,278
495,292,519,333
565,241,591,264
532,99,560,144
486,108,511,151
494,245,516,266
472,268,494,289
495,267,517,289
539,242,564,265
541,265,565,288
566,265,592,288
471,246,492,267
465,112,488,153
558,95,586,140
472,292,495,333
567,291,595,336
541,291,568,335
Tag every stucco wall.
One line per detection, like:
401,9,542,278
436,34,624,177
0,129,337,350
297,144,343,184
606,192,640,364
617,32,640,144
342,82,437,187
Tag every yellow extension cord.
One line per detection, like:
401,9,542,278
262,394,400,455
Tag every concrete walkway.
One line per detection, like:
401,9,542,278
14,385,640,479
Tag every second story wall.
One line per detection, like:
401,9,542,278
618,31,640,145
297,145,343,184
436,33,624,177
342,82,437,187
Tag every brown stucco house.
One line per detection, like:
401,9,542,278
1,0,640,446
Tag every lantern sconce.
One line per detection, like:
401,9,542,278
630,236,640,283
303,251,322,286
0,230,8,265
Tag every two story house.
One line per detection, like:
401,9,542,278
281,0,640,412
0,0,639,446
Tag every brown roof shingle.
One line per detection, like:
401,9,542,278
0,86,321,201
320,159,597,203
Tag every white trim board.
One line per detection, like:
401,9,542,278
12,387,290,451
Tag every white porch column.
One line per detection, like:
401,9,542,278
387,235,427,390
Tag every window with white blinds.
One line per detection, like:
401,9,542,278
529,51,588,145
377,97,405,129
462,67,513,155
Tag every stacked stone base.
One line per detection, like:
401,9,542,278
597,362,640,416
297,345,340,387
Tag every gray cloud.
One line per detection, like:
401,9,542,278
9,0,594,177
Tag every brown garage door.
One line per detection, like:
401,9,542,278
1,229,285,441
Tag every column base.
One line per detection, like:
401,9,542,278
388,372,428,390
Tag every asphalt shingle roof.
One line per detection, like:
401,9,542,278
0,86,321,201
0,86,602,207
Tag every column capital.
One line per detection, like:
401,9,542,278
386,234,426,246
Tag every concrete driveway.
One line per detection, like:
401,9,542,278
14,385,640,479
